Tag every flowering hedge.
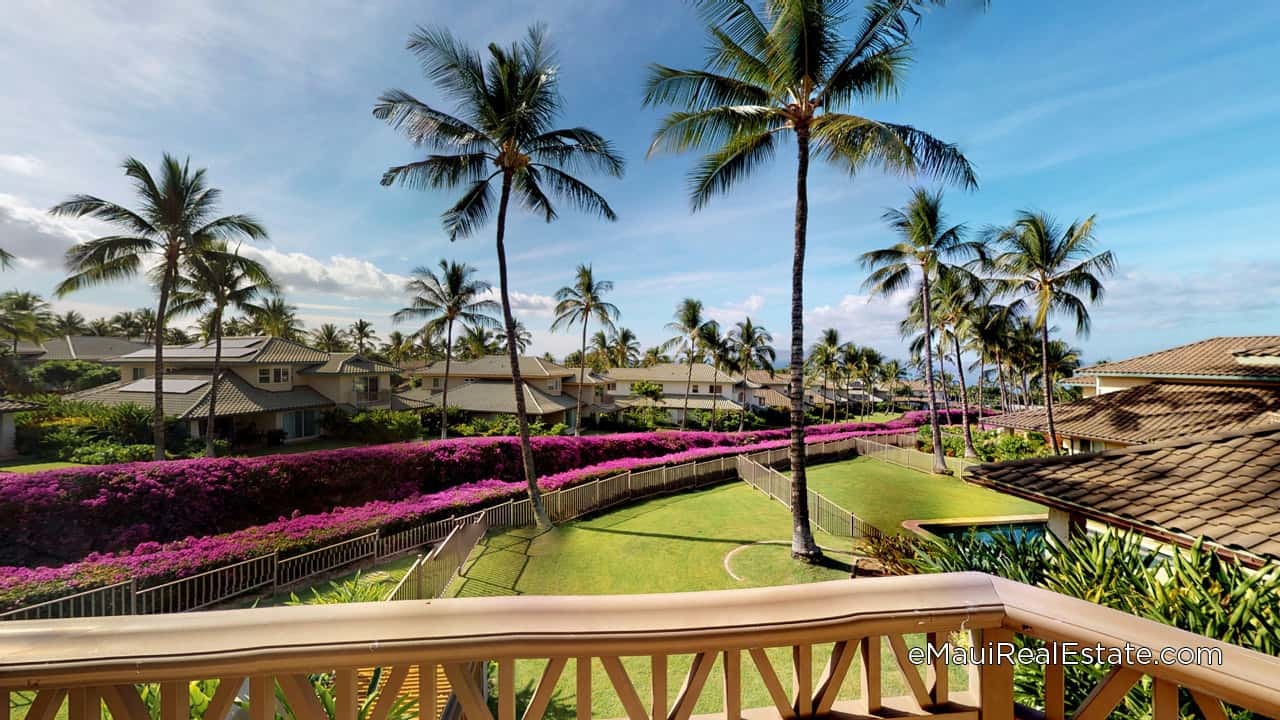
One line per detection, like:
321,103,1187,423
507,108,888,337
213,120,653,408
0,414,938,567
0,425,910,610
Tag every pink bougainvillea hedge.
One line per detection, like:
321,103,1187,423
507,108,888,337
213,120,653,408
0,425,916,610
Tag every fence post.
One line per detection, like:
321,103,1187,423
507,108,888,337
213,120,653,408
374,529,382,560
271,551,280,591
129,579,138,615
415,553,425,600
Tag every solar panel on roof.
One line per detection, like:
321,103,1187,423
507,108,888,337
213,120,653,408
119,378,209,394
219,338,263,348
163,347,258,358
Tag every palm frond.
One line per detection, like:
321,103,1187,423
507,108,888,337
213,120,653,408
378,153,495,190
648,106,781,156
643,66,771,112
687,129,778,210
515,167,557,222
372,89,491,151
813,114,978,189
528,128,625,176
441,179,496,241
531,166,617,221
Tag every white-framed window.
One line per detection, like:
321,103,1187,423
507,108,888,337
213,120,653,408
606,383,617,391
548,379,560,392
282,409,318,439
258,368,270,384
691,384,700,393
710,384,722,394
273,368,290,384
131,367,146,380
432,377,441,389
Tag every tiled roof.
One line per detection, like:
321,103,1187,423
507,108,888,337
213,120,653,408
985,382,1280,445
72,372,333,419
301,353,402,375
752,387,792,408
966,425,1280,564
392,380,577,416
604,363,742,384
1076,336,1280,381
0,398,42,413
16,336,150,362
413,355,577,379
615,394,744,412
745,369,789,386
116,336,330,365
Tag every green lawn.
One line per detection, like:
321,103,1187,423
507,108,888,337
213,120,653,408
0,458,84,473
444,482,968,717
804,456,1044,533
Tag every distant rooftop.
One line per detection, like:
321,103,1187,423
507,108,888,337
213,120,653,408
116,336,331,365
14,335,149,362
604,363,741,384
413,355,578,379
1076,336,1280,381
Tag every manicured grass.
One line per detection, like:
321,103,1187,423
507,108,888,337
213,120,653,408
0,458,84,473
221,552,423,609
446,482,968,717
804,456,1044,533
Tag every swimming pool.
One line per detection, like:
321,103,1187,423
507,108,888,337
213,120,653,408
914,519,1047,543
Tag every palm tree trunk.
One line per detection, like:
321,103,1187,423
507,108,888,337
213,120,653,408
152,252,176,461
977,350,986,431
997,357,1008,413
789,126,821,562
681,343,693,430
440,321,453,440
495,173,550,529
920,273,949,474
1041,324,1060,456
574,321,587,437
710,361,718,430
953,335,977,458
205,306,224,457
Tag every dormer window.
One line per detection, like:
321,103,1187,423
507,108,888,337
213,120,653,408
258,367,290,384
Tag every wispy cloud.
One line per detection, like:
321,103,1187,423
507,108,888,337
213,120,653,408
0,154,42,177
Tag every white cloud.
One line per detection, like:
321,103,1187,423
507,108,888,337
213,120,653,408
706,294,766,326
1091,263,1280,333
0,154,41,176
805,289,914,357
240,246,409,299
0,193,91,269
478,288,558,317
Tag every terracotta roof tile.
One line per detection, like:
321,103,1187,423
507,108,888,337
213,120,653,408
1076,336,1280,380
985,382,1280,444
967,424,1280,565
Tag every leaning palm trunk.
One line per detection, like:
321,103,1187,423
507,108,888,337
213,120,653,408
919,274,949,474
680,347,694,430
788,128,821,562
495,175,550,528
574,322,588,436
1041,324,1060,456
952,336,978,458
440,322,454,440
710,363,719,430
151,258,177,460
976,352,986,431
204,307,224,457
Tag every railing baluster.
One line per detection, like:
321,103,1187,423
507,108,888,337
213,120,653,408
792,644,813,717
722,650,740,720
651,655,668,720
859,637,881,714
975,628,1015,720
576,657,592,720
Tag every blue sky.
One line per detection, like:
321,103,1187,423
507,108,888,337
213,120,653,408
2,0,1278,364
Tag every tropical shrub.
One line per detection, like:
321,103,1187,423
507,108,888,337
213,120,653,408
63,441,156,465
917,426,1049,462
324,409,422,443
450,414,567,437
27,360,119,392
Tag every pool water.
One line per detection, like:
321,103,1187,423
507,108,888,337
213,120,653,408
920,521,1046,543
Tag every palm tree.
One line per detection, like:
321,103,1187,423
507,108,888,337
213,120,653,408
500,320,533,354
862,188,985,473
587,330,612,371
905,268,981,456
988,212,1113,455
645,0,976,562
457,325,500,360
663,298,708,430
808,331,841,423
250,295,304,340
392,260,499,440
853,346,884,420
880,358,908,412
0,249,12,270
608,327,641,368
310,324,350,352
168,244,275,456
0,291,53,353
697,321,731,429
87,317,113,336
551,265,620,436
134,307,158,344
52,310,88,335
729,318,775,431
382,331,417,366
376,25,624,530
348,319,379,354
642,346,670,367
51,155,267,459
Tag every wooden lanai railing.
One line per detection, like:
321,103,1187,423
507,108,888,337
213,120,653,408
2,572,1278,720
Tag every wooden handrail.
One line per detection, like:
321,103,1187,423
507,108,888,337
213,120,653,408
3,573,1279,718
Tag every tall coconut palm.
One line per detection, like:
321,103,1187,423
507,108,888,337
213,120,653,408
348,319,379,354
382,331,418,366
52,310,88,335
880,358,908,412
551,264,620,436
0,292,53,353
905,268,982,456
310,324,350,352
168,244,276,456
500,320,533,354
853,346,884,420
51,155,267,459
392,260,499,440
729,318,775,431
697,321,732,429
375,25,624,529
645,0,977,561
987,212,1113,455
608,327,641,368
809,329,842,423
0,249,12,270
862,188,985,473
642,346,670,367
250,295,304,340
663,298,708,430
457,325,500,360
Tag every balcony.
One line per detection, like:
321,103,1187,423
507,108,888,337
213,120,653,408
2,572,1277,719
343,388,392,407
